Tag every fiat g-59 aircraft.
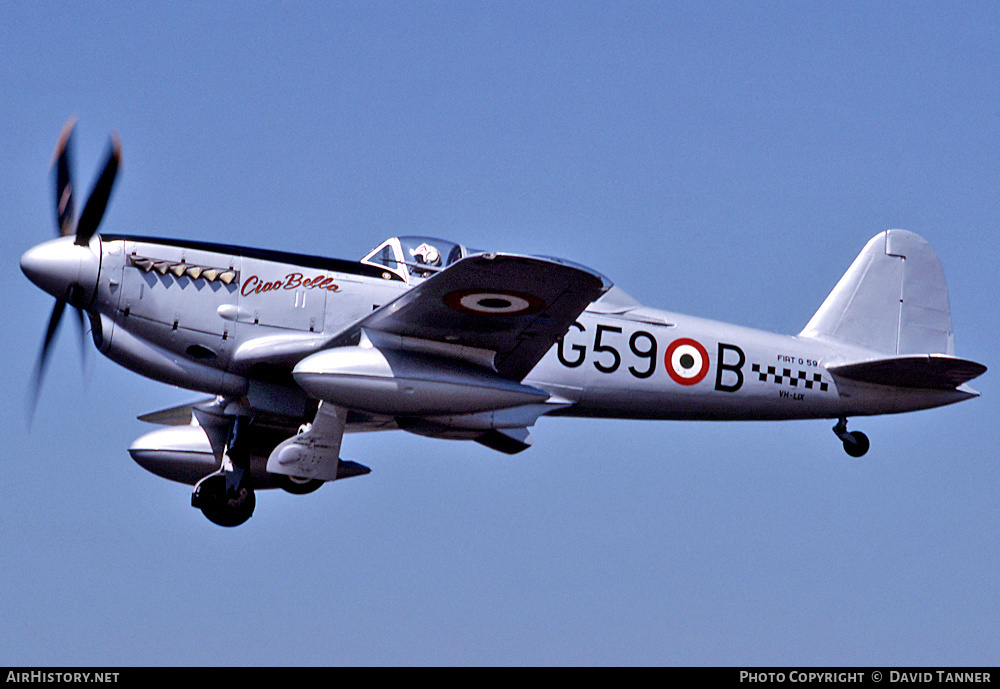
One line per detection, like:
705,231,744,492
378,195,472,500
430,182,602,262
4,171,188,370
21,121,987,526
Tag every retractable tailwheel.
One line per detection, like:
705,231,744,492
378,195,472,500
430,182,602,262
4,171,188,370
833,417,869,458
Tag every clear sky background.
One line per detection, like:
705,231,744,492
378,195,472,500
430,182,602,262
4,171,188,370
1,1,997,666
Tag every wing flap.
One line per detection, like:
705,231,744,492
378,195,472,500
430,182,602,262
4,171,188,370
828,355,986,390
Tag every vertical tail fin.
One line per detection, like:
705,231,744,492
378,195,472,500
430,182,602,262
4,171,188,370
799,230,954,356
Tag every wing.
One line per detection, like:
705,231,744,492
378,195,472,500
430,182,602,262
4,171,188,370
327,252,611,380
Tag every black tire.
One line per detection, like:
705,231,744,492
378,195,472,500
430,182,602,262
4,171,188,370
277,474,324,495
842,431,870,458
193,473,256,527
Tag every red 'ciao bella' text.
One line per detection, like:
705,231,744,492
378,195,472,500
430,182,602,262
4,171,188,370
240,272,340,297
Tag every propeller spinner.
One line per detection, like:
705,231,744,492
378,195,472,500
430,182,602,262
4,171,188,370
22,118,121,419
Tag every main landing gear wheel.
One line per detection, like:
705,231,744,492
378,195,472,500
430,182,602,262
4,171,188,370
277,474,324,495
192,472,256,527
191,415,256,527
833,418,870,458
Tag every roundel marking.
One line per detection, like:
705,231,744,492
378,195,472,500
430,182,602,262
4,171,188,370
665,338,710,385
443,289,546,316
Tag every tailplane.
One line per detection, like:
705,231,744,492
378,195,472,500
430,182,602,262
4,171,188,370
827,354,985,390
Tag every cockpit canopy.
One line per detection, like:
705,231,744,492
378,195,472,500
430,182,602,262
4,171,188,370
360,236,480,283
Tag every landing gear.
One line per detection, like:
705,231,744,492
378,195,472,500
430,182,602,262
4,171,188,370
191,414,256,527
833,417,869,457
277,474,324,495
192,470,256,527
273,422,327,495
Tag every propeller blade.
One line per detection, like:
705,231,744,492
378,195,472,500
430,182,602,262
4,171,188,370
75,132,121,246
27,299,67,423
52,116,77,238
30,120,119,423
40,299,67,370
73,301,88,363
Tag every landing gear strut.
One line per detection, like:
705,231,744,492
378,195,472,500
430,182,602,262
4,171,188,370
192,415,256,526
833,417,869,457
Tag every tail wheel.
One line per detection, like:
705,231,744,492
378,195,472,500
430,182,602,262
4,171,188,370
842,431,870,458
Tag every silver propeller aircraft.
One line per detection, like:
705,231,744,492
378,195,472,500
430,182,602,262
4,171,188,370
22,121,987,526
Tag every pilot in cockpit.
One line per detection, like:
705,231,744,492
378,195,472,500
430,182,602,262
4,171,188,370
409,242,442,277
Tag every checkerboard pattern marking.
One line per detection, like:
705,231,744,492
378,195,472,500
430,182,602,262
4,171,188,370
751,364,829,391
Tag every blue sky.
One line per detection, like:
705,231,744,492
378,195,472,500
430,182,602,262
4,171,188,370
2,2,998,666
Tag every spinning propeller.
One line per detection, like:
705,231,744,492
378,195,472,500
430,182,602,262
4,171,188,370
23,118,121,420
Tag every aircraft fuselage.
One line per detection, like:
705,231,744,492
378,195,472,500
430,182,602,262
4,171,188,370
528,310,973,421
26,233,971,428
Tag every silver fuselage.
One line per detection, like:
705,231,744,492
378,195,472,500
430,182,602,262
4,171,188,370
25,234,966,426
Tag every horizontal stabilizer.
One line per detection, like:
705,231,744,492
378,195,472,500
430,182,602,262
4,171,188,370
828,355,986,390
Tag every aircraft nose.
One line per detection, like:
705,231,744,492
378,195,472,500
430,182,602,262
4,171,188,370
20,235,101,306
